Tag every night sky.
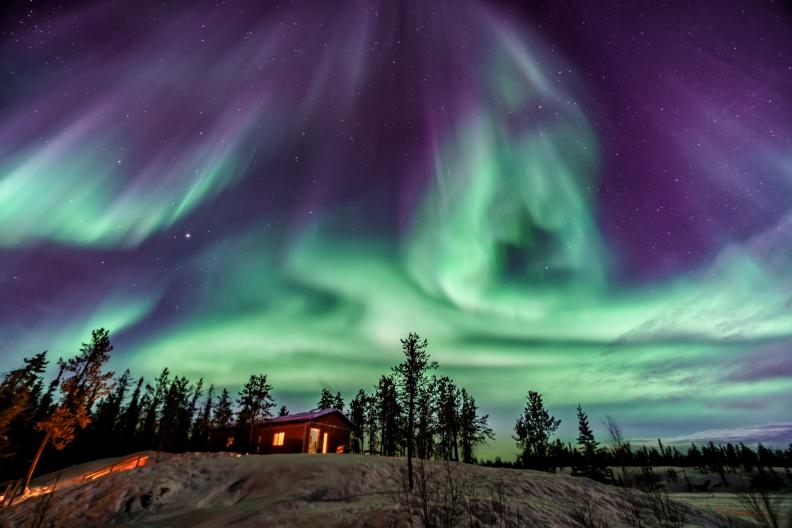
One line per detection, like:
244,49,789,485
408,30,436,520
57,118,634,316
1,1,790,457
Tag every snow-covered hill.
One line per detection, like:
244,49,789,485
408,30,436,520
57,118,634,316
1,452,754,527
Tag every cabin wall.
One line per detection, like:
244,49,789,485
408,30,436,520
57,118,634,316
208,413,353,454
254,423,306,454
307,417,351,454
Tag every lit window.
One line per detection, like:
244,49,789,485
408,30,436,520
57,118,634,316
273,431,285,446
225,436,234,448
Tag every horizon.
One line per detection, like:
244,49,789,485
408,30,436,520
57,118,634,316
2,0,792,462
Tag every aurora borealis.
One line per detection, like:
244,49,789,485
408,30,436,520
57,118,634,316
1,1,790,457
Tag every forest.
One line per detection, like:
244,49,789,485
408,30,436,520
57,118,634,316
1,328,791,495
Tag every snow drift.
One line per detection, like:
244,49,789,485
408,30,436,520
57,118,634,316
1,452,752,527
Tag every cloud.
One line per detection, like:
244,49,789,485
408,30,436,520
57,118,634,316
633,423,792,447
723,341,792,382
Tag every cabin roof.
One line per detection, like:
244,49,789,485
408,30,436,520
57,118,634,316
260,408,354,428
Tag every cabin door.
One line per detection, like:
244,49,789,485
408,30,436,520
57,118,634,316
308,427,320,454
322,432,328,454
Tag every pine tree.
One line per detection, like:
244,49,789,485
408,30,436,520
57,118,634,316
392,332,437,489
278,405,289,417
348,389,367,453
181,378,203,450
34,360,63,425
237,374,275,447
376,375,401,456
119,376,145,451
513,390,560,471
574,404,606,481
414,378,437,459
316,388,335,410
191,384,214,450
139,369,169,448
89,369,130,457
436,376,460,461
0,352,48,448
333,391,345,412
157,376,191,452
24,329,114,492
365,391,379,455
213,388,234,427
458,389,493,463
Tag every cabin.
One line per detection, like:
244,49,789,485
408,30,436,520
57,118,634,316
210,408,353,455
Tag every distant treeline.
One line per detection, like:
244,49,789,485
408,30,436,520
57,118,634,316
484,432,792,481
1,328,791,491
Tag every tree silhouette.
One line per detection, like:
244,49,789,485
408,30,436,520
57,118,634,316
414,377,437,459
513,390,560,471
436,376,460,461
349,389,367,453
213,388,234,427
574,404,607,481
237,374,275,447
375,375,401,456
191,384,214,451
316,387,336,410
392,332,437,489
118,376,145,452
333,391,345,412
459,388,493,463
0,352,48,452
23,329,113,493
88,369,130,457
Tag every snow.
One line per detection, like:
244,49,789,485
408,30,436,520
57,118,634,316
1,453,758,527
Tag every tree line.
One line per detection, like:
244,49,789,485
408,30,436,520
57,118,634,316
2,328,791,495
498,391,792,488
0,330,494,492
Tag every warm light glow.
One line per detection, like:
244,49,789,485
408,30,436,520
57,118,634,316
322,432,328,454
2,454,150,506
308,428,320,454
273,431,285,446
225,436,234,448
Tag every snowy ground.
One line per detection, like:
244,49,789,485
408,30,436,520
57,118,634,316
0,452,767,527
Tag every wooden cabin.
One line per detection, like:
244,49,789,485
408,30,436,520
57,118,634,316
210,408,353,455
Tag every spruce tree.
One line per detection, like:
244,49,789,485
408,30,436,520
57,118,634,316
376,375,401,456
139,369,169,448
0,352,48,449
316,388,335,410
414,378,437,459
89,369,130,457
157,376,190,452
237,374,275,447
365,391,379,455
574,404,606,481
436,376,461,461
333,391,345,412
349,389,367,453
392,332,437,489
191,384,214,450
213,388,234,428
119,376,145,451
513,390,560,471
458,389,493,463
